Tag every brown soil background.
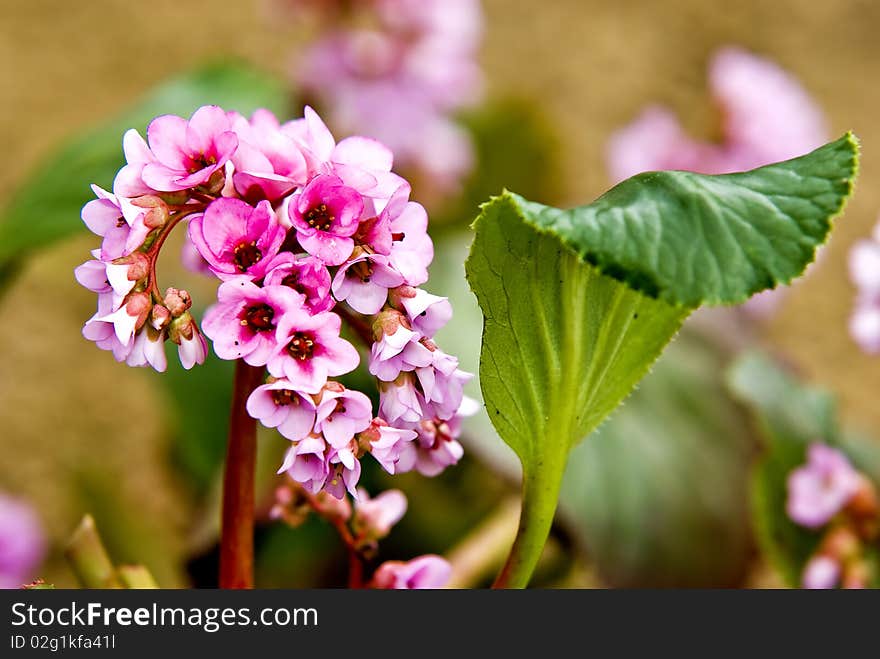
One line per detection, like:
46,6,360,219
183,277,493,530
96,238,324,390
2,0,879,585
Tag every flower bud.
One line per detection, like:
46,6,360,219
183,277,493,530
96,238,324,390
372,308,407,342
158,190,190,205
387,285,417,310
841,559,870,589
199,168,226,195
846,475,879,520
124,291,153,332
163,287,192,317
819,525,861,562
113,252,150,282
168,311,195,344
150,304,171,331
132,195,170,229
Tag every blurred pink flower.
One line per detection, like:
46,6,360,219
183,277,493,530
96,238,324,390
0,494,45,589
848,219,880,353
353,488,407,539
293,0,483,195
802,555,840,589
371,554,451,589
787,444,861,529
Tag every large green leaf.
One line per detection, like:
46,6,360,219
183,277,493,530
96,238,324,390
465,134,859,586
512,133,858,307
0,61,288,278
726,352,880,588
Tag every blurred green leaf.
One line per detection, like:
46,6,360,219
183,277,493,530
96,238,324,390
432,98,562,230
561,330,754,587
156,349,235,496
726,352,880,587
0,60,288,277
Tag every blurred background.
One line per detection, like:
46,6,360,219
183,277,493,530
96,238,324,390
1,0,879,588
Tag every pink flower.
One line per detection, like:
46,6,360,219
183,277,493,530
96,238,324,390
279,435,329,493
288,174,363,265
141,105,238,192
181,230,215,277
787,444,862,529
188,198,285,281
81,185,149,260
415,348,470,421
267,308,360,393
124,327,168,372
175,320,207,370
802,555,840,589
230,109,309,202
285,107,406,202
331,252,405,314
364,419,418,474
113,128,159,198
264,253,335,313
408,417,465,477
314,383,373,448
0,494,46,589
388,200,433,286
325,447,362,499
378,374,423,424
371,555,451,589
607,47,827,183
82,294,135,362
89,291,151,347
74,256,112,294
352,488,407,539
397,288,452,337
246,379,317,441
202,278,304,365
369,324,433,382
848,219,880,353
709,47,827,170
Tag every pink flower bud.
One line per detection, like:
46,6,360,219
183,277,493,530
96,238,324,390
114,252,150,282
150,304,171,331
164,287,192,317
131,195,170,229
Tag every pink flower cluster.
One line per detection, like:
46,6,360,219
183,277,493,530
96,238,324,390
786,444,879,589
75,104,472,497
848,218,880,354
290,0,484,196
271,481,451,588
606,47,829,320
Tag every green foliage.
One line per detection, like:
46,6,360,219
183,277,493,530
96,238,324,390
507,133,858,307
726,352,880,587
0,61,288,280
465,135,859,586
562,331,754,587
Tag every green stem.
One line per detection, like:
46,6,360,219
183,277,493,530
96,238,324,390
492,452,567,589
117,565,159,589
65,515,122,589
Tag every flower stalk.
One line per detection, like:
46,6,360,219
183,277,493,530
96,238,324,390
219,360,265,589
493,449,567,589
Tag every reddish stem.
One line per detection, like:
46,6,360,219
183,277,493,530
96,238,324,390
298,487,367,588
146,206,203,301
219,360,265,589
336,306,374,346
